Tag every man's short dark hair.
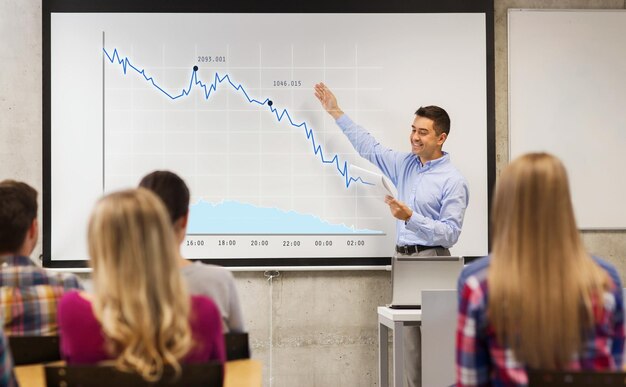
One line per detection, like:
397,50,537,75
415,106,451,136
138,171,190,224
0,180,38,253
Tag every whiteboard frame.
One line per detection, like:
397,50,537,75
42,0,496,268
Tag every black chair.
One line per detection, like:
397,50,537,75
224,332,250,361
528,369,626,386
8,335,62,365
45,362,223,387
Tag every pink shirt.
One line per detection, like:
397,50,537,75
57,291,226,364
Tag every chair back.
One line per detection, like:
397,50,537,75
528,369,626,386
225,332,250,360
45,362,223,387
8,335,61,365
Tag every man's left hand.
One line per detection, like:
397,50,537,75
384,195,413,222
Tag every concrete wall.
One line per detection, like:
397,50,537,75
1,1,625,386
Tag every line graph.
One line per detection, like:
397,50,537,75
103,47,372,189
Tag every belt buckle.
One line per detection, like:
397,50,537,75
399,245,409,254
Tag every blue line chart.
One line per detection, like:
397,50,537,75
103,47,373,188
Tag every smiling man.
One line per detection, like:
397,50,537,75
314,82,469,387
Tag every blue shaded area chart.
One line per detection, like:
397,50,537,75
103,48,372,189
188,200,383,235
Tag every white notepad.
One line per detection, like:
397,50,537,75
349,165,397,200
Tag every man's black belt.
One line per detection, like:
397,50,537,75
395,245,443,255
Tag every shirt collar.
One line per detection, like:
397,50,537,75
417,151,449,168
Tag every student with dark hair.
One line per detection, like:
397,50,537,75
139,171,245,333
314,83,468,387
456,153,624,386
0,180,82,336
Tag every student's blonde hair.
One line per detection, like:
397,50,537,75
488,153,608,369
88,188,192,381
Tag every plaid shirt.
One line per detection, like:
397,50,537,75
0,327,16,387
0,255,83,336
456,256,625,387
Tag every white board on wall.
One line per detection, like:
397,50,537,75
47,12,489,263
508,9,626,229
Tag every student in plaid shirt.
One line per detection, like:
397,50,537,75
0,324,16,386
0,180,83,336
456,153,624,387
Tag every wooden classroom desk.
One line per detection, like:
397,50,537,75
225,359,262,387
14,359,262,387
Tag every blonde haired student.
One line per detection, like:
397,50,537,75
57,189,225,382
456,153,624,386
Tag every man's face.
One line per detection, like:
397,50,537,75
410,115,446,162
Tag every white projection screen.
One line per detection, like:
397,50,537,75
43,1,495,267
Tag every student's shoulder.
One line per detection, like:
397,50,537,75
456,257,491,313
458,256,491,286
183,262,234,281
191,294,221,314
57,292,100,342
58,291,94,320
0,259,81,289
190,295,222,325
59,290,91,306
53,271,83,289
25,263,83,289
592,255,622,289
